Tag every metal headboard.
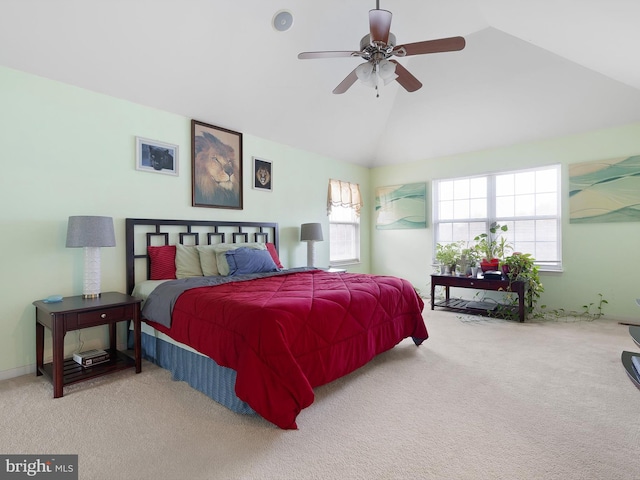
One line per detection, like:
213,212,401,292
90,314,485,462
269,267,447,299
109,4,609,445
125,218,279,295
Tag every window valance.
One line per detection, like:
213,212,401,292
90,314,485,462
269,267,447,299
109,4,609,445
327,179,363,216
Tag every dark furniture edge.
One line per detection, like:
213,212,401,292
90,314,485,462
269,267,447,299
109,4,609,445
621,351,640,390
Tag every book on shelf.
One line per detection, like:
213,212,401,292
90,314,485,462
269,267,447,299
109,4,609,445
72,349,110,367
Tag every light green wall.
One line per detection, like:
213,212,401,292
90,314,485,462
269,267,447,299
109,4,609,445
371,123,640,320
0,66,370,376
3,63,639,378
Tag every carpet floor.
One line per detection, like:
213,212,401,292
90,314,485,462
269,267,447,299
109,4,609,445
1,310,639,480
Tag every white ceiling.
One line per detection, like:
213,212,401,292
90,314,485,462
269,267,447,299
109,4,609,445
2,0,640,167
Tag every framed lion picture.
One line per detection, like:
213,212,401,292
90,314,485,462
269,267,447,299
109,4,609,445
252,157,272,191
191,120,243,209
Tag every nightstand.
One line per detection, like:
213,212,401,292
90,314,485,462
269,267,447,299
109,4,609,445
33,292,142,398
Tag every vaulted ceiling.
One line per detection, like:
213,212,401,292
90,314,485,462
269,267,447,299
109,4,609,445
2,0,640,167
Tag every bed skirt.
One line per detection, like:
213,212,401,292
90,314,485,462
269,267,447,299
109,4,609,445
141,331,256,415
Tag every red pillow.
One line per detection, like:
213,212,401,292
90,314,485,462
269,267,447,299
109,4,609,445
148,245,177,280
266,243,283,269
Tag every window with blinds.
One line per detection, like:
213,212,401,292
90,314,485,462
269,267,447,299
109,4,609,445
327,179,362,265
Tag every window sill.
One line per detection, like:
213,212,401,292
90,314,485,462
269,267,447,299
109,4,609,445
330,261,361,267
539,268,563,275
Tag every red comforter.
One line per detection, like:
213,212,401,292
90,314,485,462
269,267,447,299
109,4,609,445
148,270,427,429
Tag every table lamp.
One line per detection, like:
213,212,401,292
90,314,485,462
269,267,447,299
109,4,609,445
300,223,323,268
66,216,116,298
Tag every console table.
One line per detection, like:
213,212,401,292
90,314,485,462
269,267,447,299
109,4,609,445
430,274,529,322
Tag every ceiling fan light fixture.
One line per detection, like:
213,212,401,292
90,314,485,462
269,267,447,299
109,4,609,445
382,73,398,86
355,62,376,87
378,59,397,83
356,60,397,89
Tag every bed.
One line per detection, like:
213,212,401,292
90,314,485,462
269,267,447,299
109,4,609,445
126,218,428,429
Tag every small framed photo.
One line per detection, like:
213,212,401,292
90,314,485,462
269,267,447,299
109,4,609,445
252,157,272,191
136,137,179,176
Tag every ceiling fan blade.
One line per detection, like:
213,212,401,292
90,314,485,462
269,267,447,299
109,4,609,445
369,9,392,44
389,60,422,92
394,36,466,57
332,68,359,94
298,51,362,60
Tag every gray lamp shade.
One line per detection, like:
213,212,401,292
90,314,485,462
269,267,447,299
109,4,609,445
66,216,116,248
300,223,323,242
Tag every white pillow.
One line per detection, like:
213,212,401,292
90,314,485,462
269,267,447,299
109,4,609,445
175,244,203,278
213,242,267,276
196,245,220,276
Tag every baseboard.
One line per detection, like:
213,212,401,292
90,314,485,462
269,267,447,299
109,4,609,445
0,341,128,383
0,363,36,381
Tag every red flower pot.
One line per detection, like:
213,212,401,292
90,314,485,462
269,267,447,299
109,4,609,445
480,258,500,272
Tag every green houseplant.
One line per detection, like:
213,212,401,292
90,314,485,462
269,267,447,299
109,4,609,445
474,223,512,271
435,242,461,274
458,245,480,276
501,252,544,314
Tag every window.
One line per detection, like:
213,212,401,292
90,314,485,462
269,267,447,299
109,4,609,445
329,205,360,264
327,179,362,265
433,164,562,270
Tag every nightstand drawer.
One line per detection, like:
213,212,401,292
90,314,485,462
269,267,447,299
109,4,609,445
77,305,133,327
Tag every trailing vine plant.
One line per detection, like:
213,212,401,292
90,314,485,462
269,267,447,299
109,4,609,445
501,252,544,315
535,293,609,321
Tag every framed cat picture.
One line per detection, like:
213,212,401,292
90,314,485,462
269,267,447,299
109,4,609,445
252,157,272,191
135,137,179,176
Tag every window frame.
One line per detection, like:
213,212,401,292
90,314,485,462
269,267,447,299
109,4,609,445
432,164,562,271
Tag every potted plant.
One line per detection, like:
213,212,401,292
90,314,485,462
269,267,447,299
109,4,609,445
474,223,511,272
459,245,480,277
501,252,544,314
435,242,461,275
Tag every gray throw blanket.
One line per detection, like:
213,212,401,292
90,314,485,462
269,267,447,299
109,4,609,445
141,267,314,328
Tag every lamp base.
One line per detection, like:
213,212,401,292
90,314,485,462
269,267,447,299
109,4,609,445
307,241,316,268
82,246,102,299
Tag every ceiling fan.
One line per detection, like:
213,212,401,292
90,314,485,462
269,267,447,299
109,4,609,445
298,1,466,96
